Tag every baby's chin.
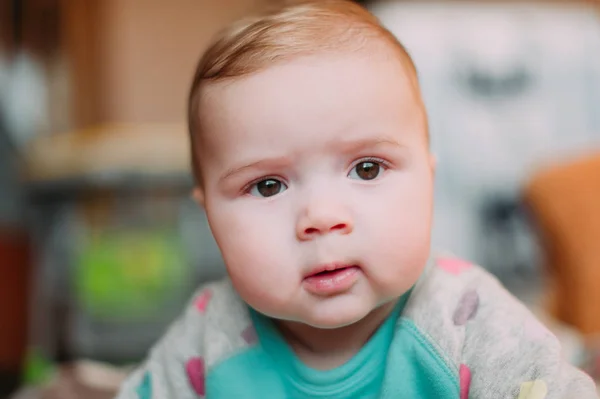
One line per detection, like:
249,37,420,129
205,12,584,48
291,315,366,330
260,302,378,330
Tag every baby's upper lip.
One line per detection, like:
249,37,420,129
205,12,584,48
304,262,358,278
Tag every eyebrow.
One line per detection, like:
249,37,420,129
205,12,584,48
219,157,291,184
334,136,405,154
219,136,404,183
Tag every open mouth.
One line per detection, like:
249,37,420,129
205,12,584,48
303,264,361,295
305,263,358,278
311,267,352,277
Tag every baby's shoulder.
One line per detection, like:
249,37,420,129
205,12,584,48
399,255,598,398
116,278,255,398
156,278,255,372
405,253,546,343
184,277,250,326
403,253,512,326
399,254,509,371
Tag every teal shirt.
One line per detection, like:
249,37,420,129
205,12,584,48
206,290,457,398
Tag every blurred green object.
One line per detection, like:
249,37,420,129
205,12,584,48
77,228,187,320
22,347,56,386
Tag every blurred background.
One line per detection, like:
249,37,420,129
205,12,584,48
0,0,599,397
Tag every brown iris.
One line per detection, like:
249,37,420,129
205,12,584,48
256,179,282,197
354,161,380,180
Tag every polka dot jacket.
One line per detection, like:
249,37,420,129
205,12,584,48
115,254,598,399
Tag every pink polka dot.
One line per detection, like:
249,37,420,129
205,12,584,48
241,325,258,345
460,364,471,399
186,357,206,396
195,290,212,313
437,257,472,275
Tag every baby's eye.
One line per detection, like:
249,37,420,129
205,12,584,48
248,178,287,197
348,160,384,181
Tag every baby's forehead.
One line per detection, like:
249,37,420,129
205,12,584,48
197,51,426,156
200,44,420,111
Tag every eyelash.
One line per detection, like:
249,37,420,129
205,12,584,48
240,156,392,194
349,156,391,171
241,175,284,195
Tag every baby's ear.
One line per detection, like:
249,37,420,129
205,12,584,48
191,187,206,208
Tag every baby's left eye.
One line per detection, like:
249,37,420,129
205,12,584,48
348,160,385,181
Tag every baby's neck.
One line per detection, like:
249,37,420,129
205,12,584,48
275,300,397,370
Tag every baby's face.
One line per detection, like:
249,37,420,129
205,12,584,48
195,49,434,328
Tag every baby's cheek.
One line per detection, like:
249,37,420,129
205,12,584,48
231,270,294,319
224,239,295,309
374,216,430,260
369,222,430,292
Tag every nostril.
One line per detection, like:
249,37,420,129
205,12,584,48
304,227,319,235
331,223,347,231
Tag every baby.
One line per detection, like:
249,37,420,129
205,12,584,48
116,1,598,398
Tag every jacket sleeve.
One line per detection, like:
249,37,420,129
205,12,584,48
114,289,212,399
460,268,598,398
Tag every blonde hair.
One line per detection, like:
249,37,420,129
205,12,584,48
188,0,419,185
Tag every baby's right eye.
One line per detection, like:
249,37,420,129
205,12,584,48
248,178,287,198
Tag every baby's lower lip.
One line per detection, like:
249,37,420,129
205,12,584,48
302,266,360,296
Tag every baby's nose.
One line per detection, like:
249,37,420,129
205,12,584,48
296,203,353,241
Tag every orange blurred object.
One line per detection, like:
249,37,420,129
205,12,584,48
525,151,600,337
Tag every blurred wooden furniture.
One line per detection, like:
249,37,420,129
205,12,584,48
60,0,272,130
524,152,600,337
23,124,189,183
